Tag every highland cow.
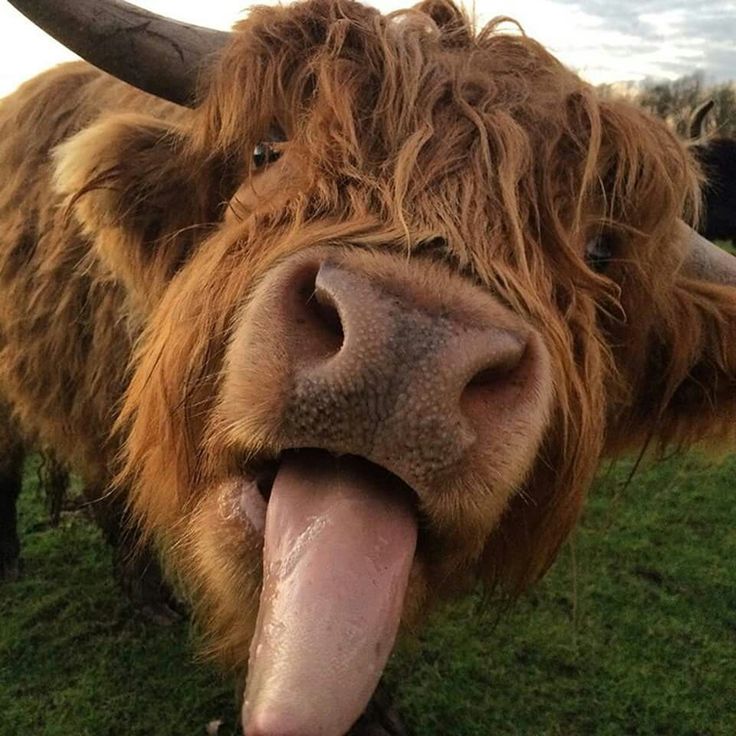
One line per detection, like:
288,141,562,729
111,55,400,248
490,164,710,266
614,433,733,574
1,0,735,734
689,99,736,242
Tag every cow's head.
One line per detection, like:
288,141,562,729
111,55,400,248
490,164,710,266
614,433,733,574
19,0,736,732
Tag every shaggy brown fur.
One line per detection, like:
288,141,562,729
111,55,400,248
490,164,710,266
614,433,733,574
1,0,735,682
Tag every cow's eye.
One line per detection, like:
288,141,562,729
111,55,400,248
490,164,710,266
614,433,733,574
252,142,282,169
585,232,615,272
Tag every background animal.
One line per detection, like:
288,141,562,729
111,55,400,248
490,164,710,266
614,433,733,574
689,99,736,242
1,1,735,734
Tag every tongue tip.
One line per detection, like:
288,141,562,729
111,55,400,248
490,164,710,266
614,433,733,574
243,702,361,736
242,708,303,736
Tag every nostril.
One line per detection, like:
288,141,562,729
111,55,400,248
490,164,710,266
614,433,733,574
467,364,512,389
467,340,525,385
292,268,345,361
309,287,344,347
461,333,528,406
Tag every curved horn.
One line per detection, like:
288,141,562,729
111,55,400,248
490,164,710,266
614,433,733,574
8,0,231,107
688,99,715,140
679,222,736,286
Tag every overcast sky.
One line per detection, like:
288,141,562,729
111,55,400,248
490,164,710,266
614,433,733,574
0,0,734,98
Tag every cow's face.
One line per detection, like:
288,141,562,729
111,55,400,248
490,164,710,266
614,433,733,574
46,0,736,733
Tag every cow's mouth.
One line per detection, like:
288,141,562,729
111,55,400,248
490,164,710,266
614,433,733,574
238,448,422,529
236,448,419,736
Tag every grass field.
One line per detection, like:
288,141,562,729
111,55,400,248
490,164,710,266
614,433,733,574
1,452,734,736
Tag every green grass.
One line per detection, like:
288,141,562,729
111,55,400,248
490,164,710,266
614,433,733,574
1,453,735,735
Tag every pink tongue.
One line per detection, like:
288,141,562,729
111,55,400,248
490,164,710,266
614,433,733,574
242,451,417,736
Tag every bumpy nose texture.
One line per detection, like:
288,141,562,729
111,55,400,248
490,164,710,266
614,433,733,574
281,261,528,491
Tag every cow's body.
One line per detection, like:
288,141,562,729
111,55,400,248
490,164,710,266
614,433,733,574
0,65,188,595
1,1,735,734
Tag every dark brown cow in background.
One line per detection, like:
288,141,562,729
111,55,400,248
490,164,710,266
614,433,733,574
689,99,736,243
1,1,735,734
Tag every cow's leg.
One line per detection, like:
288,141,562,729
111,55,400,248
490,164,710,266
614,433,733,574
0,420,24,581
86,486,183,622
40,453,70,527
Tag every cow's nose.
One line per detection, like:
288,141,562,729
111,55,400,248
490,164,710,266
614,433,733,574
277,259,530,490
294,261,526,379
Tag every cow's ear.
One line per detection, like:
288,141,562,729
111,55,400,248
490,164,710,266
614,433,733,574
53,113,230,310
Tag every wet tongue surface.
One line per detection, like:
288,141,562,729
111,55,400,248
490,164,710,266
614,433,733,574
242,450,418,736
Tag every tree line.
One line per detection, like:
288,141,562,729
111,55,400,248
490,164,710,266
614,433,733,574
599,73,736,138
